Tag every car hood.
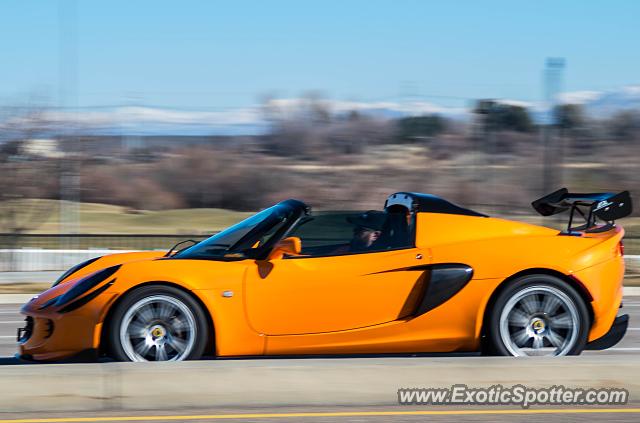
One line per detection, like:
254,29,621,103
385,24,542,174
54,251,165,287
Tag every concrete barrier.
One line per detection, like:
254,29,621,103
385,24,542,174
0,356,638,412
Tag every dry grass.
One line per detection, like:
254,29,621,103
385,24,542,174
1,199,251,234
0,283,50,293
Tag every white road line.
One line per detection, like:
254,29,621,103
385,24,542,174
0,321,22,324
607,348,640,351
0,336,15,339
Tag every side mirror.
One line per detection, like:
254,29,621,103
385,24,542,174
268,236,302,260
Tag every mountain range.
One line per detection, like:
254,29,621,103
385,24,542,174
6,86,640,136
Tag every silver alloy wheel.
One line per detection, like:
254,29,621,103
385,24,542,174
499,285,580,356
119,294,197,362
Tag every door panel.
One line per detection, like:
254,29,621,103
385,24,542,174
244,249,428,335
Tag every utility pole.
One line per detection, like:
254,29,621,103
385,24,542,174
474,99,498,212
542,57,565,195
58,0,80,242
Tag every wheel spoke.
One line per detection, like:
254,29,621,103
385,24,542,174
545,329,565,348
508,309,529,327
157,301,175,320
532,336,544,350
171,317,189,332
136,304,155,324
167,336,187,353
128,320,146,338
512,328,530,346
520,295,540,315
552,313,574,329
134,339,152,357
155,344,168,361
541,294,562,316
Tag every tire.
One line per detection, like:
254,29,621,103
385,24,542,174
107,285,209,362
487,275,589,357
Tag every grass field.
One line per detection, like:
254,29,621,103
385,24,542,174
2,199,252,234
5,199,640,236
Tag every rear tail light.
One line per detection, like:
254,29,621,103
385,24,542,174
619,240,625,257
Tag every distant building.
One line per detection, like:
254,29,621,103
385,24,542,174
22,138,65,158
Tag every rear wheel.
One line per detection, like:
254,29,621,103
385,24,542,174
107,285,209,362
487,275,589,357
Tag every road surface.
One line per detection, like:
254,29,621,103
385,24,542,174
0,298,638,422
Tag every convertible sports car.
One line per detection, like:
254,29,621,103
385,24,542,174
18,189,631,361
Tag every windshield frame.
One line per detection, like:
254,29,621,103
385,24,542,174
171,199,308,261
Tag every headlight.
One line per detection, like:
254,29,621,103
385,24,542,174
52,256,102,288
55,265,121,308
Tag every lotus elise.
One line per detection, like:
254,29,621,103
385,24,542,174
18,189,631,361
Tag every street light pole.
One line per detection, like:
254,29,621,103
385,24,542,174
542,57,565,196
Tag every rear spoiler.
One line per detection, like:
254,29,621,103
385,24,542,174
532,188,632,233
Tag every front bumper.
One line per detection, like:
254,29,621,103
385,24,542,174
17,292,116,362
585,314,629,350
17,313,98,361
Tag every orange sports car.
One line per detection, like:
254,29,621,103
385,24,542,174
18,189,631,361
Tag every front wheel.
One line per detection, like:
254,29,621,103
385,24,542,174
107,285,209,362
487,275,589,357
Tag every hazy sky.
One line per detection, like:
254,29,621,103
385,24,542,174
1,0,639,109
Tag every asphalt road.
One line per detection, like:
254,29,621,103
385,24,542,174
0,300,639,422
0,406,639,422
2,298,640,359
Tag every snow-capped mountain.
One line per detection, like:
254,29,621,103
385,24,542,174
559,86,640,117
3,87,640,136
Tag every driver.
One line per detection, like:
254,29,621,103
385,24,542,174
346,211,386,252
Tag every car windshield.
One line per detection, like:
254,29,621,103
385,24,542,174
173,203,298,260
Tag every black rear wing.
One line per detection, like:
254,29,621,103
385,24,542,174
532,188,632,233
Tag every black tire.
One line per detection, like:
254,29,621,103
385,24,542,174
486,274,589,357
107,284,209,362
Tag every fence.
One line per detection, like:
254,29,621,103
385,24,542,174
0,234,214,271
0,249,140,272
0,233,212,251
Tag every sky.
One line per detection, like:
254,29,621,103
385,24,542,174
1,0,639,113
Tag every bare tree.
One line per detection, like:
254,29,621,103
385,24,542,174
0,104,56,241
